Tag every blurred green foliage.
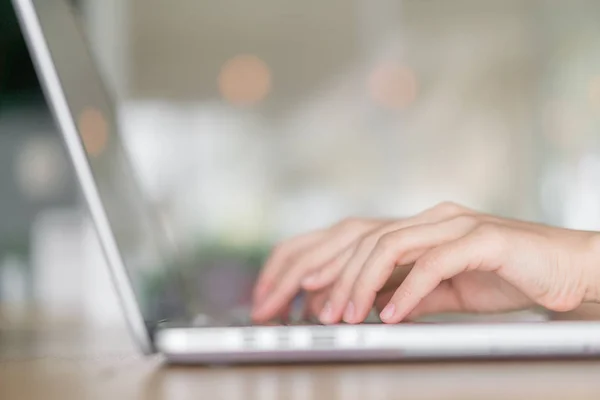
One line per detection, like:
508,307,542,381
138,242,270,321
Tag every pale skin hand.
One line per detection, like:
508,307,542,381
252,217,389,320
251,202,600,324
252,202,486,321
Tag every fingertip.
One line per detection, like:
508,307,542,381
319,294,350,325
318,301,334,324
342,301,355,323
346,295,377,324
251,295,275,322
341,301,368,325
251,303,282,324
379,303,396,323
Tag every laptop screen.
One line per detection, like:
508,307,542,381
17,0,201,330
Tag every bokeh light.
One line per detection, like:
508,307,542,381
367,62,418,110
15,137,67,200
77,108,109,157
218,54,272,106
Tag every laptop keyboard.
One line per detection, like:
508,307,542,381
192,307,382,327
192,312,320,327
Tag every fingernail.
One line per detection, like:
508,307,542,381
319,301,333,324
343,301,355,323
380,303,396,321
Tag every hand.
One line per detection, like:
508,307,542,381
252,217,388,321
251,203,482,322
251,202,484,321
252,202,600,324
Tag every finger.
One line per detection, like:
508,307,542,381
347,215,479,323
376,281,463,321
300,218,403,291
300,245,354,291
253,231,324,303
253,221,378,321
379,225,506,323
403,281,463,320
252,243,347,322
372,264,419,311
301,239,417,292
261,203,471,323
317,205,475,324
416,201,474,222
318,233,386,324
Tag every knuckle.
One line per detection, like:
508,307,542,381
358,231,380,251
414,250,447,276
452,214,479,228
377,232,398,251
419,259,438,276
415,254,441,276
433,201,464,216
371,224,397,241
377,231,404,255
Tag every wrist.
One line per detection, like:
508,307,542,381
583,232,600,304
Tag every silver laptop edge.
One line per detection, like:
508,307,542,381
156,321,600,363
14,0,600,364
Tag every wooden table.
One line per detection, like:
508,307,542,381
3,306,600,400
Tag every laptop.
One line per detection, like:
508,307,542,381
13,0,600,364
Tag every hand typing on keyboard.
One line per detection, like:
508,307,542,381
251,202,600,325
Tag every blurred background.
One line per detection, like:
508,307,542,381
1,0,600,330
